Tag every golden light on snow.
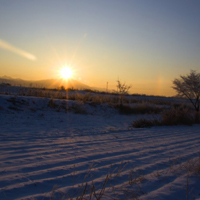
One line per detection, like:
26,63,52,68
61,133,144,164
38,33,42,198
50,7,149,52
60,66,73,80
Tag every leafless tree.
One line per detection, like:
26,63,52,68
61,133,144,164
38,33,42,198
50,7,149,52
116,79,131,106
172,70,200,121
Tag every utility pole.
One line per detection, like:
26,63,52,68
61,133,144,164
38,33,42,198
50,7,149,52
106,82,108,93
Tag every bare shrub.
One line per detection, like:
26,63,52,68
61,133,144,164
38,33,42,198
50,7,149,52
132,118,160,128
162,105,194,126
116,79,131,106
115,104,163,115
67,92,119,106
48,98,57,108
132,104,196,128
72,93,92,102
194,157,200,175
71,102,87,114
82,93,93,103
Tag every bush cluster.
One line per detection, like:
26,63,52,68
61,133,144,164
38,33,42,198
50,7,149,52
132,118,160,128
115,104,163,115
132,104,199,128
162,105,194,126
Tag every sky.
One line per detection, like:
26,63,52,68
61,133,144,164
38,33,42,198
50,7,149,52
0,0,200,96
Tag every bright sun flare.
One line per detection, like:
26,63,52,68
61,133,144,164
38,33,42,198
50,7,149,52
60,67,73,80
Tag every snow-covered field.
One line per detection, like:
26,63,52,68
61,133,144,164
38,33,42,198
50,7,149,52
0,94,200,200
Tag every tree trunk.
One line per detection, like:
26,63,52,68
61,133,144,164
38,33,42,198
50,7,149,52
195,111,199,123
119,95,123,107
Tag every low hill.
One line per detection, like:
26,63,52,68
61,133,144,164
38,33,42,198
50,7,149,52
0,76,90,90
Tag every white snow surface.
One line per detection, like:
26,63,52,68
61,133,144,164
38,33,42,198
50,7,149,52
0,95,200,200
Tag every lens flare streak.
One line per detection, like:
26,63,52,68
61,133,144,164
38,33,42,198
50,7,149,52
0,39,36,61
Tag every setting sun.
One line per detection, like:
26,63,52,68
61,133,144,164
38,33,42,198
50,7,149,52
60,67,73,80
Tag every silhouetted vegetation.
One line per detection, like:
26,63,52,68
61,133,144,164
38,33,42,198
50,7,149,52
173,70,200,122
132,104,199,128
116,79,131,106
114,104,163,115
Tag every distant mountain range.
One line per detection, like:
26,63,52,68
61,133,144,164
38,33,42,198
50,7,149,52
0,76,90,90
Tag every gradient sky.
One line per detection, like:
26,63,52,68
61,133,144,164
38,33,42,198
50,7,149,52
0,0,200,96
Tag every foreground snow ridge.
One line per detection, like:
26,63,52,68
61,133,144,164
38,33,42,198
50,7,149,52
0,95,200,199
0,125,200,200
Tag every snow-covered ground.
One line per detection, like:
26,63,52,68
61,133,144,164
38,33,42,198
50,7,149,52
0,94,200,200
